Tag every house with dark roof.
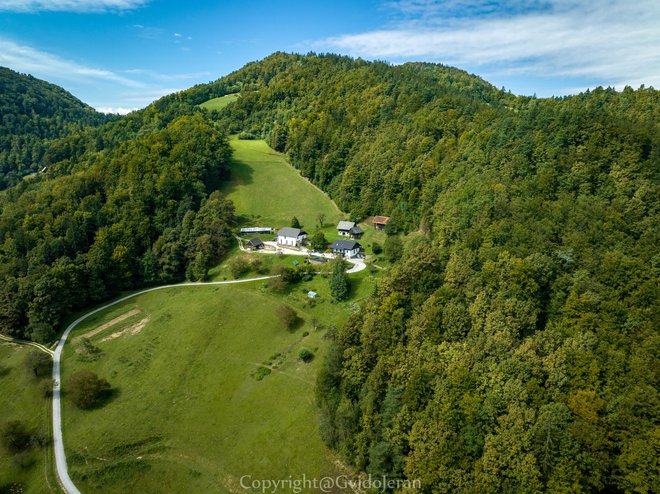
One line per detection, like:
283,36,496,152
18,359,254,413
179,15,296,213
373,216,390,230
331,239,362,258
277,227,307,247
337,221,355,236
348,225,363,239
246,238,264,250
337,221,364,239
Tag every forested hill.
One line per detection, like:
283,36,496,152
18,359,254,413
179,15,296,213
0,53,657,492
188,53,658,492
0,67,112,189
0,95,235,343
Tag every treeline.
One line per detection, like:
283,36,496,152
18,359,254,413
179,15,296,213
0,112,235,343
0,67,113,189
188,53,658,491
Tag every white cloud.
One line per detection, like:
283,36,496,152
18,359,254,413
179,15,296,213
0,39,143,87
0,0,148,12
318,0,660,90
0,38,200,110
95,106,138,115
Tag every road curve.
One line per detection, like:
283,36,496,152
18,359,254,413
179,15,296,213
52,276,276,494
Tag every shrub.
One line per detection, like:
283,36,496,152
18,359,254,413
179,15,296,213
253,367,271,381
298,348,314,363
276,305,299,330
67,370,111,410
24,351,51,378
228,256,250,279
238,131,258,140
371,242,383,255
251,257,268,274
0,421,30,454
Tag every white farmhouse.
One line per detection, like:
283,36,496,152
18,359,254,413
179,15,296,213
331,239,362,258
277,227,307,247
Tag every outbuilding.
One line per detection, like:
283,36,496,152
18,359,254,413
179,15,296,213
246,238,264,250
373,216,390,230
240,227,273,235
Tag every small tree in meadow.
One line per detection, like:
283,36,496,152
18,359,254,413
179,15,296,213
228,256,250,279
330,259,349,301
310,231,328,251
67,370,111,410
298,348,314,363
291,216,301,229
276,304,299,330
0,420,30,454
24,351,51,378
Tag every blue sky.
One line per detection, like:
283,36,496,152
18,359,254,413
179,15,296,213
0,0,658,113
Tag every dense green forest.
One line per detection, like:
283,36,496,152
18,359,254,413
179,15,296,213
0,105,235,343
0,67,112,189
0,53,657,492
187,53,657,492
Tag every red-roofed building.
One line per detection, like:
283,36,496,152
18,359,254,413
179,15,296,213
373,216,390,230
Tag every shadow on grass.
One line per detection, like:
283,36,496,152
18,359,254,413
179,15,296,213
221,157,254,197
64,387,122,411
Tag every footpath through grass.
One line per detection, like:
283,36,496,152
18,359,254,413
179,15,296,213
0,344,60,494
60,283,347,493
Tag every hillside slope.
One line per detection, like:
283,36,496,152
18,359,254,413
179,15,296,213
192,53,659,492
0,66,111,188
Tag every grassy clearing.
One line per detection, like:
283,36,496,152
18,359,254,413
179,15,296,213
198,94,239,111
0,344,60,494
223,137,341,230
60,283,350,493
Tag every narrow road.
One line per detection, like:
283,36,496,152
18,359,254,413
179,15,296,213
50,276,276,494
0,333,54,356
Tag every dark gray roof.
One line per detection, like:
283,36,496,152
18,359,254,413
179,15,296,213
337,221,356,231
331,240,361,250
349,226,363,235
278,227,302,238
247,238,264,247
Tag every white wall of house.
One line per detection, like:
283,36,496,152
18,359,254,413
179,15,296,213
278,235,296,246
334,247,360,258
277,234,306,247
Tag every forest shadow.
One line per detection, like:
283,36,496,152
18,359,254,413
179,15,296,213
221,157,255,196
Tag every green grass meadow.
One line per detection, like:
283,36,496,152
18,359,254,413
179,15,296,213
223,137,342,230
1,127,387,493
198,94,240,111
0,344,61,494
60,283,349,493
